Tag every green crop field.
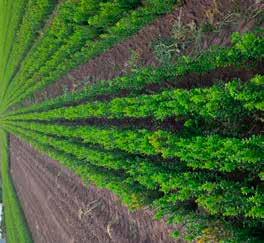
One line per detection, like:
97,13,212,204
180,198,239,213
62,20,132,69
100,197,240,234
0,0,263,242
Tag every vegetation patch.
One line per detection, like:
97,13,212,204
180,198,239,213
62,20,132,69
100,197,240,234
0,130,33,243
0,0,263,242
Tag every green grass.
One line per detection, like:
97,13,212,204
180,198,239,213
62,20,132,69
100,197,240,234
0,130,33,243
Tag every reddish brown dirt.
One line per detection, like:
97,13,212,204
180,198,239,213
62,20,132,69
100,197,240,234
29,0,262,104
10,135,183,243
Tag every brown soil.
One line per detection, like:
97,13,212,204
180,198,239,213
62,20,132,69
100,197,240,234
10,135,183,243
29,0,262,104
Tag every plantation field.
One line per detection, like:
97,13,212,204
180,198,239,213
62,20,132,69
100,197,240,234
0,0,263,242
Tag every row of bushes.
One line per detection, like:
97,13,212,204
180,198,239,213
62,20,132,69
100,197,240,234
1,0,178,112
5,77,263,132
2,118,263,242
4,120,263,173
4,31,263,117
3,124,155,209
0,0,57,103
0,0,28,98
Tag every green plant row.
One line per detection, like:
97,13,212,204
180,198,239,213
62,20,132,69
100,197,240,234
3,0,102,105
3,124,157,209
4,120,263,173
0,0,57,102
0,0,16,82
0,0,28,89
5,0,120,100
2,121,184,187
5,31,264,116
227,75,264,111
4,121,180,177
3,123,263,241
154,196,263,242
6,76,263,128
2,0,178,112
3,123,264,220
0,130,33,243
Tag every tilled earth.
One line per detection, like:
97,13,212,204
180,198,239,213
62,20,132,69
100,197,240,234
10,135,182,243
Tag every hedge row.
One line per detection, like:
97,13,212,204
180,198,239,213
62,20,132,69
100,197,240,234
3,124,157,209
1,0,178,112
2,119,263,242
4,31,263,116
4,120,263,173
5,77,263,127
1,0,57,102
0,0,28,99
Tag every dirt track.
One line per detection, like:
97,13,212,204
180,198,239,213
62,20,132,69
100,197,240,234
10,135,182,243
